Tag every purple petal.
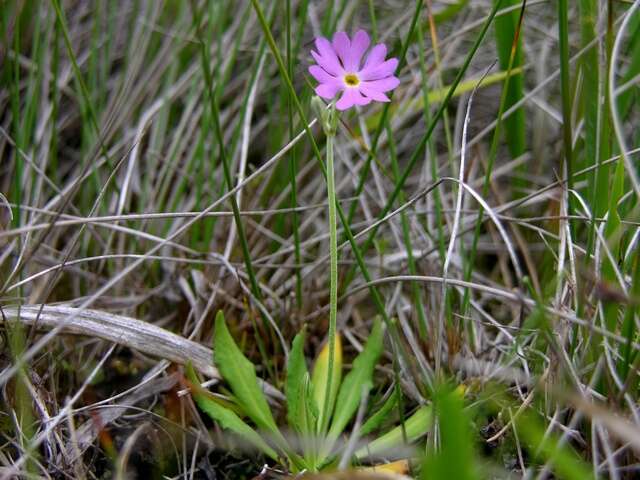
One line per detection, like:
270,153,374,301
359,85,390,102
332,31,350,68
315,37,341,70
360,58,399,81
309,65,338,83
311,50,343,76
336,88,370,110
360,76,400,93
315,80,344,100
363,44,387,70
346,30,370,71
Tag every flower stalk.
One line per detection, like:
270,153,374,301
312,97,339,433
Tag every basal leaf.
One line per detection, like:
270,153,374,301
356,404,432,460
311,333,342,433
185,363,278,460
286,328,309,432
328,318,384,439
213,311,278,434
359,391,399,438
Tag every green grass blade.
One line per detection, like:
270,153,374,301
494,0,526,158
343,0,505,292
422,386,478,480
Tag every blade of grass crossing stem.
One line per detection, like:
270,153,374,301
460,2,527,326
286,0,303,309
494,0,526,160
424,1,456,176
343,1,505,295
51,0,113,173
189,1,266,326
368,0,427,339
386,124,429,340
345,0,423,229
417,20,446,268
249,0,417,440
192,0,279,379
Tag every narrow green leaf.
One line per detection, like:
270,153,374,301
355,404,432,460
185,363,278,460
299,372,316,435
213,311,278,434
494,0,526,158
365,68,523,132
422,386,479,480
328,318,384,439
359,391,398,437
311,334,343,433
286,328,308,432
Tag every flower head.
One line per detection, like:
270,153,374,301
308,30,399,111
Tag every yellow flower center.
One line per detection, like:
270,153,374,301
343,73,360,87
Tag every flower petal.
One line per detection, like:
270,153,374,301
336,88,370,110
309,65,338,83
346,30,370,71
332,31,350,68
359,85,390,102
360,76,400,93
315,80,344,100
315,37,342,70
360,58,399,81
363,43,387,69
311,50,343,76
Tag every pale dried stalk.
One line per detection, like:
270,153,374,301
2,304,219,379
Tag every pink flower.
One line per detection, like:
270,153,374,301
308,30,400,111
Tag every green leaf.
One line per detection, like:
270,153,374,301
359,391,398,437
286,328,309,432
303,372,319,433
185,363,278,460
213,311,278,434
422,386,479,480
311,334,342,433
493,0,526,158
328,318,384,439
355,404,433,460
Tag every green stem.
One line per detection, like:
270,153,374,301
322,120,338,434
